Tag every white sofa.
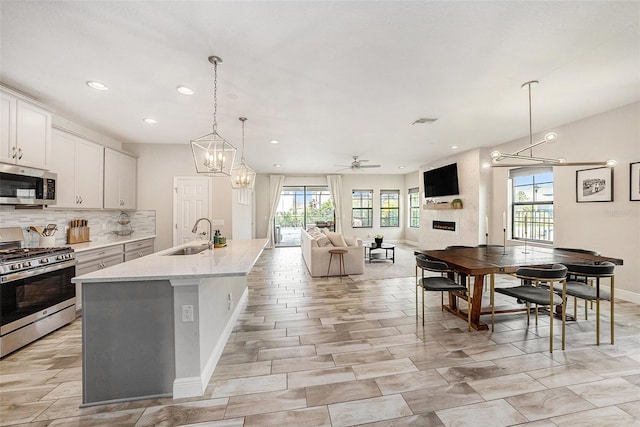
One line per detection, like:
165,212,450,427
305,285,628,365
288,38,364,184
301,228,365,277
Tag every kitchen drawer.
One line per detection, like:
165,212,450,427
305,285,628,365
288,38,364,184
124,239,154,262
75,253,123,276
75,245,123,264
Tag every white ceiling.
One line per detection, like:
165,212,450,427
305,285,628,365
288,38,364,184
1,1,639,175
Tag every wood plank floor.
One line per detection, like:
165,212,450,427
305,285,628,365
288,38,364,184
2,246,640,426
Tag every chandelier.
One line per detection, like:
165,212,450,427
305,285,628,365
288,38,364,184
190,55,236,176
230,117,256,190
490,81,616,168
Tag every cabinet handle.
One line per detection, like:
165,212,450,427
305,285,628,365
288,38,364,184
12,146,17,159
138,251,143,257
17,148,23,160
76,196,79,204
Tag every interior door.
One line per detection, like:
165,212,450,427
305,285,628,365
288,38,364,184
173,177,211,245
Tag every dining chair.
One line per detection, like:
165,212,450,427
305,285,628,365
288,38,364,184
555,247,601,309
542,261,615,345
415,255,471,331
491,264,567,352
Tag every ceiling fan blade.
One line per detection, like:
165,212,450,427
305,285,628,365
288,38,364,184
358,159,370,162
359,164,381,168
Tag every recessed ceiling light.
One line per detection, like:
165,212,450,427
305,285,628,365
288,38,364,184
270,140,280,145
398,166,405,169
482,162,491,169
87,81,108,91
450,145,459,150
143,118,157,124
411,118,438,125
273,164,281,168
177,86,194,95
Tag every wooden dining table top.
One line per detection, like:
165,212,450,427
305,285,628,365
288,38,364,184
416,246,624,276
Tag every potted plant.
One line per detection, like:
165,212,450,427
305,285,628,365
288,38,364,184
374,234,383,247
451,198,463,209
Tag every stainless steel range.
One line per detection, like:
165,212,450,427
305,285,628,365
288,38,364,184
0,227,76,357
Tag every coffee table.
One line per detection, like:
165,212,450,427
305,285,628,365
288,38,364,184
365,243,395,263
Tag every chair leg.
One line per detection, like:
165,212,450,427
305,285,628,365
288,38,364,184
490,274,495,332
611,276,615,345
561,280,566,351
422,286,425,326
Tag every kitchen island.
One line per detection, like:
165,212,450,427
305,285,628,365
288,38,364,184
72,239,268,406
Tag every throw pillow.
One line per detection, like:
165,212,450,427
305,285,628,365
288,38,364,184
325,231,347,247
343,235,357,246
315,235,332,247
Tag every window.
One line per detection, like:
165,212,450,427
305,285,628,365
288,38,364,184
510,167,554,243
274,186,334,247
380,190,400,227
352,190,373,228
409,188,420,228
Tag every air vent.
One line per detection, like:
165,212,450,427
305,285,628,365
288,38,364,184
411,118,438,125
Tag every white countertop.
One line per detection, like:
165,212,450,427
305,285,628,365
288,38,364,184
69,235,156,253
72,239,268,283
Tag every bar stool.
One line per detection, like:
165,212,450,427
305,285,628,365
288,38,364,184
492,264,567,352
328,249,347,280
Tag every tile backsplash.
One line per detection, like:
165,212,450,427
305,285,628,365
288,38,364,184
0,207,155,247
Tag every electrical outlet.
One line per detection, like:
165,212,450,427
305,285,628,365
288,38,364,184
181,305,194,322
227,292,233,311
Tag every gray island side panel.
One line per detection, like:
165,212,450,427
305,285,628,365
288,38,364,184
82,280,175,405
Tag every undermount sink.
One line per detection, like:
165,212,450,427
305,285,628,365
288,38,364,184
164,245,209,256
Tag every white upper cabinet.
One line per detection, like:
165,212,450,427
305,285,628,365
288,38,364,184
50,129,104,208
1,91,51,169
104,148,137,210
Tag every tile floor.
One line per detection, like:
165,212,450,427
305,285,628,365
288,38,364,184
2,246,640,426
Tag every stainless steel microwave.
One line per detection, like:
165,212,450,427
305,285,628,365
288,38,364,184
0,164,56,206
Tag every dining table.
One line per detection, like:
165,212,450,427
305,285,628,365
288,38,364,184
416,245,624,331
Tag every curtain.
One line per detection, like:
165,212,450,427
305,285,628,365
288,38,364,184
327,175,343,234
266,175,285,248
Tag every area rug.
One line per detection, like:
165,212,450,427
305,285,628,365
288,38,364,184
349,243,418,281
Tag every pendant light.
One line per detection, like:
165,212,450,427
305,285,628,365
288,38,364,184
490,81,616,168
230,117,256,190
190,55,236,176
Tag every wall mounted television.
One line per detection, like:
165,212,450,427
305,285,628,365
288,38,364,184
423,163,460,198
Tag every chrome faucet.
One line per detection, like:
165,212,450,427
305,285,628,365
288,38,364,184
192,218,213,249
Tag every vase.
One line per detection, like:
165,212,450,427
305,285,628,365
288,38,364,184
374,238,383,247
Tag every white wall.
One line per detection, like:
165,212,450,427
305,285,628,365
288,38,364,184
490,102,640,301
124,143,233,251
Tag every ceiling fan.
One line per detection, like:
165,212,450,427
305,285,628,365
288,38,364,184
334,156,381,170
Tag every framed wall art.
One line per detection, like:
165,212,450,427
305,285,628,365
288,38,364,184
631,162,640,201
576,166,613,203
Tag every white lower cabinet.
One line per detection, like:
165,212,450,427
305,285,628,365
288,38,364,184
74,238,155,311
124,239,154,262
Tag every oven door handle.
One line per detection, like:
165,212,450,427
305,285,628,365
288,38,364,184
1,259,77,284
